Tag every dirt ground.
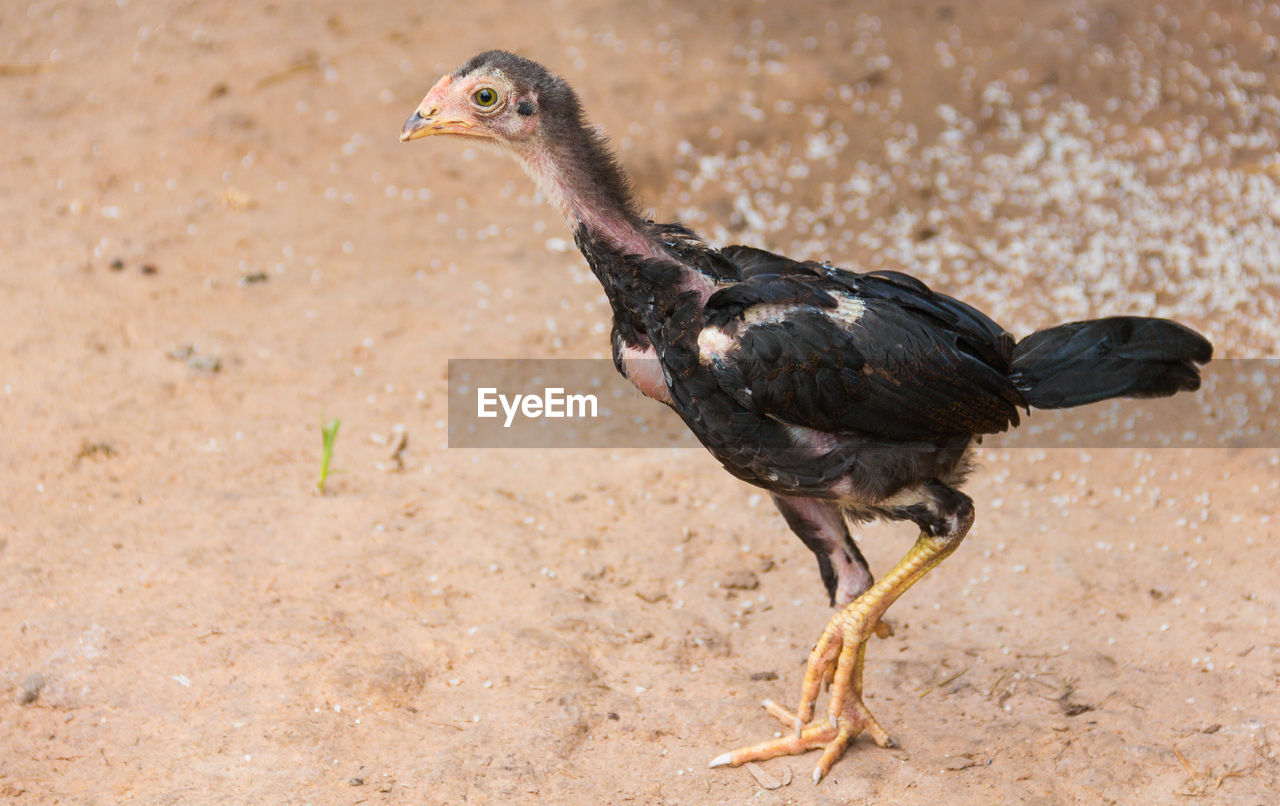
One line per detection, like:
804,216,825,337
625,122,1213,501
4,0,1280,803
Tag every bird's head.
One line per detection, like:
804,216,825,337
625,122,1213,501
401,50,643,241
400,50,562,153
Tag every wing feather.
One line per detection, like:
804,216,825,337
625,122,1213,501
699,248,1024,442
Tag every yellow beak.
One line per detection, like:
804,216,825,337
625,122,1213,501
400,109,478,141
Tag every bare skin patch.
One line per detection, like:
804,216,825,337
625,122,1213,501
619,342,671,403
696,326,737,363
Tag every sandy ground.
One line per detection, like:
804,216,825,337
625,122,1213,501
4,0,1280,802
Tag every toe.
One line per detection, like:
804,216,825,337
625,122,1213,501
712,722,838,768
864,717,894,749
812,724,854,783
761,698,801,728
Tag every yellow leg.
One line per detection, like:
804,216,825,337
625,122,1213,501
711,530,963,783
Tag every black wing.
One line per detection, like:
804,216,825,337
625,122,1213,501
698,248,1025,442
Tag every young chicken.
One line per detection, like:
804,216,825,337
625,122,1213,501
401,50,1211,783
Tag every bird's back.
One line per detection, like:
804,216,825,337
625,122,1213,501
689,242,1026,444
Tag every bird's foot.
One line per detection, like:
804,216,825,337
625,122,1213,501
710,606,893,783
709,695,893,783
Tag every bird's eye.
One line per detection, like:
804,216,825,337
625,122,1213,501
473,87,499,108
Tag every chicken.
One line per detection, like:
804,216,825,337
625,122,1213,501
401,50,1211,783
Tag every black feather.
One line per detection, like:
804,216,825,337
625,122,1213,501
1011,317,1212,408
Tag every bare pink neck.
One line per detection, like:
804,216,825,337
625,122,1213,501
574,204,664,261
517,144,666,261
515,137,719,305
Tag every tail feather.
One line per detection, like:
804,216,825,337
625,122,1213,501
1011,316,1212,409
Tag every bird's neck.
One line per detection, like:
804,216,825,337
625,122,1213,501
516,128,719,343
516,132,664,261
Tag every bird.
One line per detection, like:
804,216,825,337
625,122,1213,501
400,50,1212,784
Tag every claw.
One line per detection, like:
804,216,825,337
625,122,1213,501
708,752,733,769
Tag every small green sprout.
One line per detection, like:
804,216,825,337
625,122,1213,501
317,417,341,494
